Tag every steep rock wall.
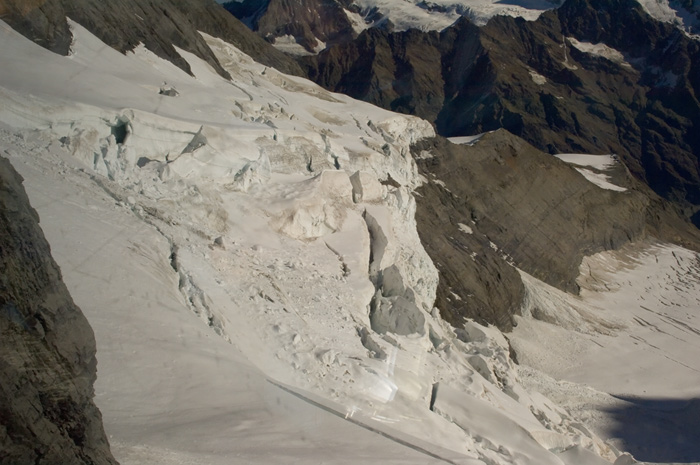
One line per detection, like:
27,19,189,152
0,156,117,464
225,0,356,53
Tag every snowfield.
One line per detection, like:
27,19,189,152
350,0,563,30
512,242,700,462
351,0,700,37
1,16,699,465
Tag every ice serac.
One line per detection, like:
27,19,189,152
0,0,303,77
0,157,116,464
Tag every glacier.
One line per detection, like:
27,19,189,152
1,14,699,465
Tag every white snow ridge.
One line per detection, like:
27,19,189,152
2,15,700,465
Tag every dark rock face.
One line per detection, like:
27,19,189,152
414,171,525,331
470,1,700,215
302,21,477,125
552,0,700,208
0,157,117,465
225,0,356,53
301,0,700,220
0,0,303,78
412,131,700,330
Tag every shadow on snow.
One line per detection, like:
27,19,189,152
604,395,700,463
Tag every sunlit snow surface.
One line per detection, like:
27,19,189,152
447,133,488,146
1,17,699,465
511,242,700,462
351,0,562,30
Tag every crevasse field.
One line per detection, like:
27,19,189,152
1,17,699,465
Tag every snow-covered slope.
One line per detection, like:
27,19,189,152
555,154,627,192
636,0,700,36
351,0,699,34
351,0,562,29
511,242,700,462
2,15,699,465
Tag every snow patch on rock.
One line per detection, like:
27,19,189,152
567,37,632,68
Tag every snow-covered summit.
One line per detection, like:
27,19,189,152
351,0,563,30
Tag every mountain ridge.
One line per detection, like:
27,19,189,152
0,0,304,77
413,131,700,330
297,0,700,225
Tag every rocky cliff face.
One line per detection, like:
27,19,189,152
300,0,700,223
553,0,700,208
0,157,117,465
224,0,356,53
0,0,303,78
301,21,479,126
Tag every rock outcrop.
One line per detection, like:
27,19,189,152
0,0,303,78
0,157,117,464
413,131,700,330
301,24,459,125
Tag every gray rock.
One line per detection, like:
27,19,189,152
370,291,425,336
0,157,117,465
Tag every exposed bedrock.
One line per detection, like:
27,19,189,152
0,156,117,464
412,132,681,331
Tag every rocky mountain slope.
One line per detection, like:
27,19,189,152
0,156,116,464
0,0,303,77
224,0,357,53
298,0,700,225
413,131,700,330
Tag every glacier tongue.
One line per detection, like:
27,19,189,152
0,17,630,464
